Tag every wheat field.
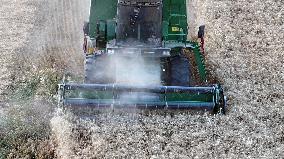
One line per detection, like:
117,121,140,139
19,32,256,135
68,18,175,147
0,0,283,158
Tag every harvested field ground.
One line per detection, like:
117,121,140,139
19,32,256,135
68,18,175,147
1,0,284,158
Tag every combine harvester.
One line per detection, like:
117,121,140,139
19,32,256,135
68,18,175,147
58,0,226,114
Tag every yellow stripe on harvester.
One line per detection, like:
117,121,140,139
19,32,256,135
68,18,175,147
171,27,180,32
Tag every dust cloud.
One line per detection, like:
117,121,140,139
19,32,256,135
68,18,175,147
112,54,162,104
113,55,161,86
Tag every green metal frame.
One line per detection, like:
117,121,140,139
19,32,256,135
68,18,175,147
162,0,188,41
88,0,207,82
192,42,207,82
89,0,117,39
89,0,189,42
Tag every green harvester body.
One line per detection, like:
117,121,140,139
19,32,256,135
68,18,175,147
58,0,226,114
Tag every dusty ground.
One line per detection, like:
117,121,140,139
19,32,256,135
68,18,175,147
1,0,284,158
0,0,37,100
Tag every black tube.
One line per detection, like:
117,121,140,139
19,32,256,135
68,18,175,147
63,98,214,110
62,83,215,94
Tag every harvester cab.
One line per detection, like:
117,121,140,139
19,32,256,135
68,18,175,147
58,0,227,114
